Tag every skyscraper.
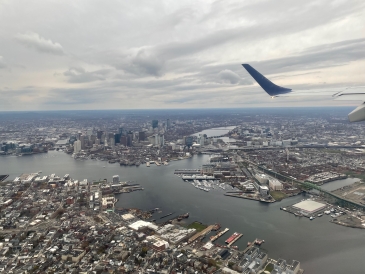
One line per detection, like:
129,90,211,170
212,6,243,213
198,134,206,146
97,130,103,139
120,136,127,147
118,127,124,135
166,118,171,129
114,133,121,144
184,136,193,149
73,140,81,153
138,131,146,142
90,134,96,145
112,175,120,184
110,137,115,147
159,134,164,146
80,135,85,149
127,132,133,146
152,120,158,129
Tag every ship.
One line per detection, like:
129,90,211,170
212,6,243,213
212,223,221,231
225,232,239,244
177,212,189,221
254,239,265,246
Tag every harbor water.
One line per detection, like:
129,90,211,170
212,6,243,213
0,152,365,273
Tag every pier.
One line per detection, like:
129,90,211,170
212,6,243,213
160,212,175,219
224,193,274,203
0,175,9,182
188,225,215,243
174,169,201,175
243,239,265,251
227,233,243,247
181,174,215,180
210,228,229,242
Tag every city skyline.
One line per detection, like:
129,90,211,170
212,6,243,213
0,0,365,111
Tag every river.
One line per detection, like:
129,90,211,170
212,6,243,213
191,126,237,142
0,152,364,273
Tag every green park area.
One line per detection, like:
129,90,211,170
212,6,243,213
270,191,287,201
262,263,274,273
187,221,207,232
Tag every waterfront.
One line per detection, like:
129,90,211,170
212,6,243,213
1,152,365,273
192,126,237,142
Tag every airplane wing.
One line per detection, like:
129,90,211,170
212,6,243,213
242,64,365,122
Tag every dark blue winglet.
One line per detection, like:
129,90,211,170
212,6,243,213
242,64,292,96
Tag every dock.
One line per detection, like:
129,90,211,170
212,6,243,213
155,161,161,166
0,175,9,182
188,225,215,243
224,193,274,203
227,233,243,247
210,228,229,242
243,239,263,252
174,169,201,175
160,212,175,219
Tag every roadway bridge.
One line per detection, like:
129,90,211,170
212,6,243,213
230,145,365,151
243,160,365,211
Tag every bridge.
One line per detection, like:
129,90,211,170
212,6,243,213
230,145,365,151
243,160,365,211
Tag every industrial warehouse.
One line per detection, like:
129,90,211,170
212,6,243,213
292,200,327,215
282,200,329,219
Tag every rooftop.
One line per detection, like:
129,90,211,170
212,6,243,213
292,200,326,213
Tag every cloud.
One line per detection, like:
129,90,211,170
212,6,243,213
1,0,365,110
122,49,165,77
218,69,252,85
247,38,365,74
14,32,64,55
63,67,111,83
46,88,110,105
0,56,6,69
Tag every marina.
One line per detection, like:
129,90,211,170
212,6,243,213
179,175,238,193
181,174,215,180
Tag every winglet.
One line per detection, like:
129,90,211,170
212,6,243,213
242,64,292,96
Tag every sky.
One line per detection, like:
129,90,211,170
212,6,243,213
0,0,364,111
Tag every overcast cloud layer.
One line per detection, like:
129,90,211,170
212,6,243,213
0,0,364,110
